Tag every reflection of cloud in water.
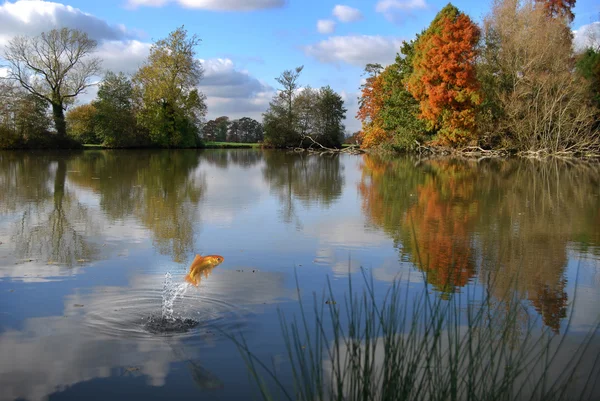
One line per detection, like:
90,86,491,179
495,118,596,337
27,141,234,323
371,258,425,284
199,163,269,227
0,268,292,401
0,315,178,401
0,260,83,283
305,218,389,249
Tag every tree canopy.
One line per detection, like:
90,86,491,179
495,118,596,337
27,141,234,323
3,28,100,141
133,26,206,148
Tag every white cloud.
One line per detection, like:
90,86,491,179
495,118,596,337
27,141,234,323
127,0,285,11
199,58,274,120
573,22,600,53
376,0,427,22
332,4,363,23
200,58,272,99
339,90,360,133
0,1,272,121
317,19,336,34
303,35,403,67
0,0,133,43
96,40,152,74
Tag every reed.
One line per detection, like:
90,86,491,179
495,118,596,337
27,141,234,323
232,268,600,401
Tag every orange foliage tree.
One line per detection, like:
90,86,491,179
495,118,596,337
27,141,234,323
407,4,482,146
356,64,392,148
535,0,576,21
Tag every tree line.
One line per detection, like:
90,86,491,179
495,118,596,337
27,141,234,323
0,25,347,149
357,0,600,155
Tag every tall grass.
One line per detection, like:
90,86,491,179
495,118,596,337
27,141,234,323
232,269,600,401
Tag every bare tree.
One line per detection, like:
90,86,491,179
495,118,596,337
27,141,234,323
479,0,600,154
2,28,101,139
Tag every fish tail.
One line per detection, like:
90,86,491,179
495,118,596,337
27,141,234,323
184,273,195,286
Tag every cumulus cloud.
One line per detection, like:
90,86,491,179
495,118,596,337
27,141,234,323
573,22,600,53
339,90,360,133
127,0,285,11
0,0,133,44
199,58,274,120
317,19,336,34
303,35,403,67
96,40,151,74
332,4,363,22
0,1,273,121
375,0,428,22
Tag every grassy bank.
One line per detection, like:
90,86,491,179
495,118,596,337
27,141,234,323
202,142,261,149
233,271,600,401
82,142,261,150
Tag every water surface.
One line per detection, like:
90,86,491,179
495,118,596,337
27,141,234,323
0,150,598,400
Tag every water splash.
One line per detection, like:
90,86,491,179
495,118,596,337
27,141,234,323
162,272,190,320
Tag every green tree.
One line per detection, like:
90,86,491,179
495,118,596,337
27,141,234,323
66,103,99,144
238,117,264,142
95,72,141,147
0,81,52,148
381,40,429,151
214,116,230,142
3,28,100,142
133,26,206,148
264,66,304,147
576,48,600,110
314,86,346,148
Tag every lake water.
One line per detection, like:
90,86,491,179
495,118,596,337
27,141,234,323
0,149,599,401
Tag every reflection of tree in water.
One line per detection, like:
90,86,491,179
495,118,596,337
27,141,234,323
0,152,54,214
199,149,263,169
475,160,599,333
68,150,204,263
2,153,98,266
358,155,600,332
262,151,344,227
359,156,478,296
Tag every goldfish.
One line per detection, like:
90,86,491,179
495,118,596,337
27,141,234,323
184,254,224,286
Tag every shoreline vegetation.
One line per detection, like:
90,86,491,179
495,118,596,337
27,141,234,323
232,269,600,401
1,1,598,157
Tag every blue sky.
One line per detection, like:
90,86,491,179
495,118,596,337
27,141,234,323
1,0,599,132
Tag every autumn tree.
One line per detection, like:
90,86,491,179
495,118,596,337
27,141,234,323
407,4,482,146
479,0,599,153
535,0,576,21
356,64,389,148
3,28,101,141
133,26,206,147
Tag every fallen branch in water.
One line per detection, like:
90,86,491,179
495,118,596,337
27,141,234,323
290,135,364,155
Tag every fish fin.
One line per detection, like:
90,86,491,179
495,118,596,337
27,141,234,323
184,273,197,286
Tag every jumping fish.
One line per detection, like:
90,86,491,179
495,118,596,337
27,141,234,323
184,254,224,286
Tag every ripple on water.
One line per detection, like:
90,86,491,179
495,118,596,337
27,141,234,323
81,282,249,342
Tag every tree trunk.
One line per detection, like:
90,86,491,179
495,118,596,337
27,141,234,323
54,158,66,209
52,102,67,138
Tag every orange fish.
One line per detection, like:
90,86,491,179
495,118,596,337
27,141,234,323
184,254,224,286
